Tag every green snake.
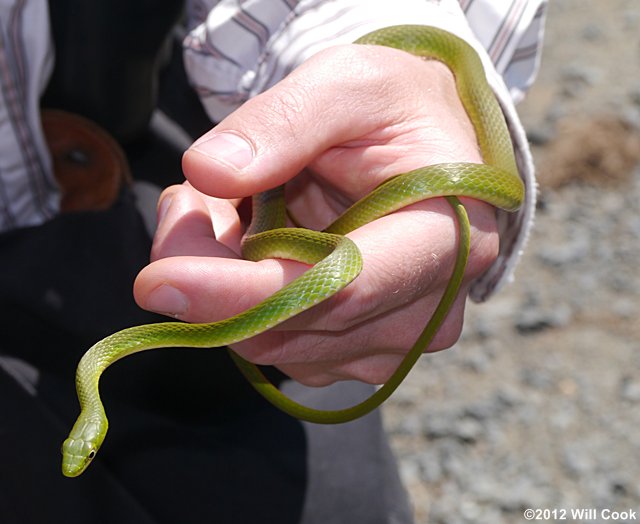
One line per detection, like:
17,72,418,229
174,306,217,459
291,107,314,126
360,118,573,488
61,25,524,477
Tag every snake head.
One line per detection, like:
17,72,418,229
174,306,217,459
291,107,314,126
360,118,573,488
61,416,106,477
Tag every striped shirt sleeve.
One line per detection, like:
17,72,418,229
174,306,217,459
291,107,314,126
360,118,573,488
183,0,547,118
183,0,547,300
0,0,547,299
0,0,58,233
460,0,547,102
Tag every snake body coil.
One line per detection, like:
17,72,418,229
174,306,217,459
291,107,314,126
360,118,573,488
62,25,524,477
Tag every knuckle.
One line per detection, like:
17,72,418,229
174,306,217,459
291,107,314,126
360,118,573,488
335,355,404,386
254,77,320,143
285,370,339,388
149,243,163,262
324,290,375,331
469,229,500,278
465,201,500,280
292,287,378,333
230,332,286,366
268,86,309,133
427,298,466,351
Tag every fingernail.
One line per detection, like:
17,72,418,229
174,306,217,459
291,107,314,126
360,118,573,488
145,284,189,317
191,132,254,170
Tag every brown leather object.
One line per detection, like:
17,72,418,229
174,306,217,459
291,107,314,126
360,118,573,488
42,109,132,213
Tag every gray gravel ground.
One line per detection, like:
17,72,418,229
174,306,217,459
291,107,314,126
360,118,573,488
382,1,640,522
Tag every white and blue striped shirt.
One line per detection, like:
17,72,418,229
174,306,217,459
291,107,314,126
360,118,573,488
0,0,547,298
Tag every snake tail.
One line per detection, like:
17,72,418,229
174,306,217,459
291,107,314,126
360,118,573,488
229,196,470,423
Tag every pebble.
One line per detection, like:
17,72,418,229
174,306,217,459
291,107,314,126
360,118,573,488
526,125,556,146
581,23,603,41
560,64,600,97
620,376,640,402
562,445,595,478
515,303,573,334
537,229,590,267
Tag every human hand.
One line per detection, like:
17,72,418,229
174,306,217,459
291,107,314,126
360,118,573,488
134,44,499,386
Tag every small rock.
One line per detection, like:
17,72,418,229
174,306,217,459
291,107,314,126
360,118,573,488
538,230,591,266
515,303,572,334
521,367,555,390
581,23,603,41
620,376,640,402
560,63,600,97
562,445,595,478
463,388,519,421
395,413,423,435
623,9,640,31
399,458,422,485
453,417,484,443
417,450,444,483
527,125,556,146
461,345,493,373
549,400,577,430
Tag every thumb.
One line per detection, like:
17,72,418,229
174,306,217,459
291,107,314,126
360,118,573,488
181,45,411,198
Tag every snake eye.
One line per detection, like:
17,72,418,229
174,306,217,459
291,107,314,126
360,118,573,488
88,450,96,460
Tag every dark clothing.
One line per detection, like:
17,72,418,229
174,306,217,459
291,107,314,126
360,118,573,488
0,1,412,522
0,190,412,524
